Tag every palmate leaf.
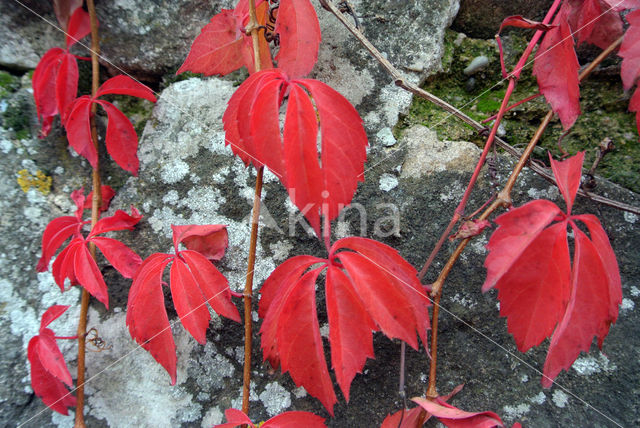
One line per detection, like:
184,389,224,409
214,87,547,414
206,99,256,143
258,237,429,414
28,305,76,415
214,408,326,428
64,75,156,175
126,225,240,384
483,152,622,386
411,397,506,428
223,68,368,237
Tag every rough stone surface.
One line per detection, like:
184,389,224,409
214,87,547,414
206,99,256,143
2,2,640,428
451,0,555,39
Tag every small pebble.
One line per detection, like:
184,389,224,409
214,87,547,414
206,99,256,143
464,55,489,76
465,77,476,92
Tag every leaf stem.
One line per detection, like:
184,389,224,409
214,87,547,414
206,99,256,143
75,2,101,426
241,0,264,417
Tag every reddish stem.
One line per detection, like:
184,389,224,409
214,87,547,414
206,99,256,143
422,0,563,401
75,2,101,427
241,0,264,418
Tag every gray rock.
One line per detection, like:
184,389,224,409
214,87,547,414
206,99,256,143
463,55,489,75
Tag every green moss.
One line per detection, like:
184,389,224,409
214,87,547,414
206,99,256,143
0,71,20,99
397,30,640,193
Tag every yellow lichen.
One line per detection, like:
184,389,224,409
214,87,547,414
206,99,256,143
17,169,52,195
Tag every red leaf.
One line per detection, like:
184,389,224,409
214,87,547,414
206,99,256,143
263,411,326,428
498,15,555,34
39,305,70,331
177,2,272,76
28,336,76,415
215,408,255,428
94,75,157,102
37,216,81,272
225,69,368,238
214,409,326,428
52,0,83,31
65,96,96,166
259,238,428,413
73,240,109,308
563,0,624,50
619,9,640,90
179,250,240,322
259,255,325,367
51,241,79,292
274,0,321,79
32,48,65,136
296,79,368,222
64,77,155,173
533,15,580,130
171,224,229,261
96,100,141,175
55,53,78,122
541,224,616,386
283,83,323,235
332,237,430,349
83,185,116,212
126,253,176,383
494,221,571,351
169,257,211,344
412,397,504,428
127,247,239,382
325,266,375,402
483,152,622,386
65,6,91,49
37,329,73,387
483,199,563,293
89,208,142,237
90,236,142,278
549,151,584,214
276,267,337,414
380,407,425,428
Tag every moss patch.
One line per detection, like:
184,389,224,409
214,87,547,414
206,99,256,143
396,30,640,193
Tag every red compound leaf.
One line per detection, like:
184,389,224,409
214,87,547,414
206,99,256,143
259,237,429,414
412,397,505,428
171,224,228,261
126,225,239,384
483,152,622,386
64,76,156,175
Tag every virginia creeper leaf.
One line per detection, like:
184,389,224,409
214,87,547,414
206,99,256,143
533,13,580,130
412,397,505,428
37,216,82,272
483,152,622,386
127,225,239,383
65,6,91,49
563,0,624,50
28,305,75,415
224,69,368,238
52,0,83,32
82,185,116,212
90,236,142,278
171,224,228,261
73,240,109,307
276,267,337,413
274,0,321,78
64,76,156,175
214,408,326,428
619,9,640,137
259,237,428,413
498,15,555,33
380,407,424,428
177,0,272,76
126,253,176,383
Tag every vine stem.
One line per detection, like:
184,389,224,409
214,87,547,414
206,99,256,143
424,34,623,401
75,0,101,426
241,0,264,417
